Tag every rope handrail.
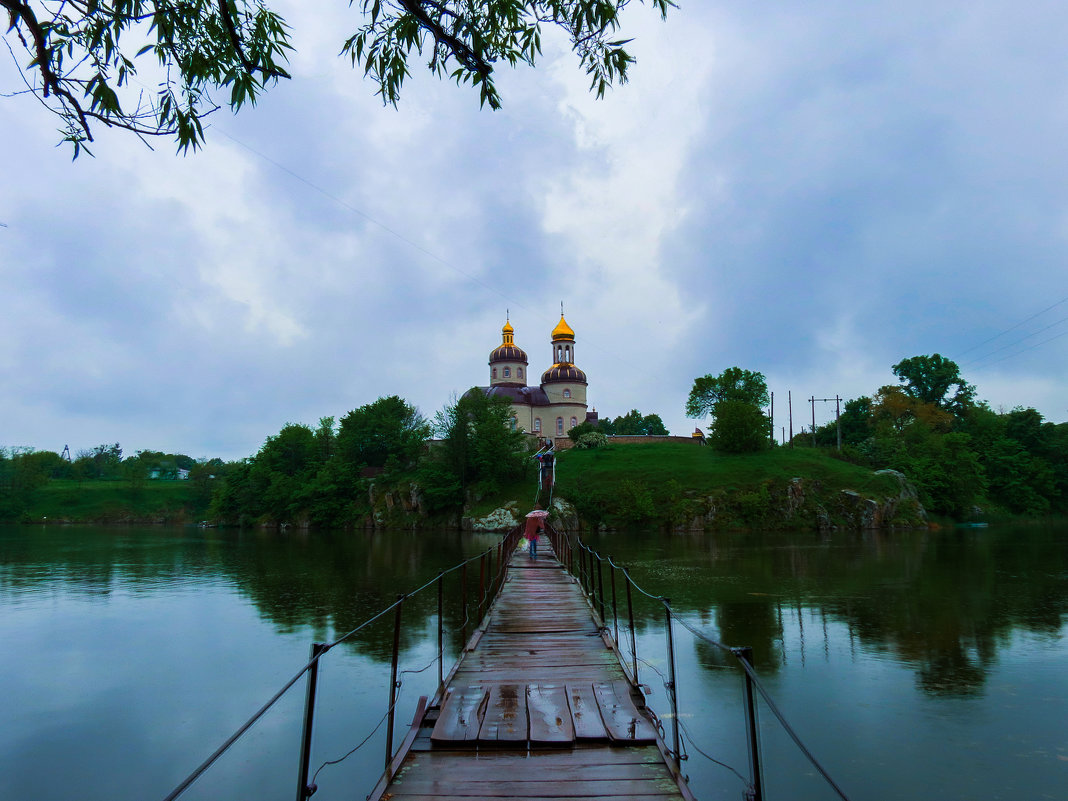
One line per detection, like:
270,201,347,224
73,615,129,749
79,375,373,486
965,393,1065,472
557,529,854,801
161,532,518,801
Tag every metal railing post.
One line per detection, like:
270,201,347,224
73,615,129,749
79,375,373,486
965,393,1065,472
625,569,638,686
385,595,404,770
664,598,681,765
596,555,606,623
734,646,765,801
478,552,487,625
436,572,444,695
610,567,619,645
295,642,327,801
460,562,468,646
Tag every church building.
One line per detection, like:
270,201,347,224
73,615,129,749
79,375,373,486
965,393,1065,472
478,313,596,439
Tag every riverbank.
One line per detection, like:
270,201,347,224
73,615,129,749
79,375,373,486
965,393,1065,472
5,443,1030,531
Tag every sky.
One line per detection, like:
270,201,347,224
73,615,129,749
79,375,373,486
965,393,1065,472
2,0,1067,461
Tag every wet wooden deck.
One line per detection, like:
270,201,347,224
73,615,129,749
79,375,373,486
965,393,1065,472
369,538,693,801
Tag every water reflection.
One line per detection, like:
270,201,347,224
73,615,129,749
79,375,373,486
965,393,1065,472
583,525,1068,696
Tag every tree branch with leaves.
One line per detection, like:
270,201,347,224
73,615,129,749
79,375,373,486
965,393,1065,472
3,0,675,156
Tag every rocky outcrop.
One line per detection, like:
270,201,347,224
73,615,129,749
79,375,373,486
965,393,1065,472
463,502,522,532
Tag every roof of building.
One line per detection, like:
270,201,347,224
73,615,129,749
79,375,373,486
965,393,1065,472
489,318,528,363
541,363,587,384
551,314,575,341
479,385,552,406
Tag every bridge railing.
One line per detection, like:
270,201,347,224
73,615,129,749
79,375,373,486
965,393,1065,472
161,525,524,801
545,525,853,801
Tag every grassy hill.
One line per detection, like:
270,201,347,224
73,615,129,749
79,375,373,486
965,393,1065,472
542,442,923,531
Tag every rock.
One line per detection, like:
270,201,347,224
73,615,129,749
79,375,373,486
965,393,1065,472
468,502,521,532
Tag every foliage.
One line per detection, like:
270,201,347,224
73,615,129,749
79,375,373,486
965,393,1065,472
337,396,430,470
609,409,669,435
687,367,770,454
5,0,675,155
707,399,771,455
422,390,533,511
575,431,608,449
567,420,599,442
892,354,976,416
686,367,770,418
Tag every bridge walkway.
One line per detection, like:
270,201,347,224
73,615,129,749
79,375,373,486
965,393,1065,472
368,537,693,801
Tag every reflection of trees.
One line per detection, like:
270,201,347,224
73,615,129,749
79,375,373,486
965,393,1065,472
577,525,1068,696
5,524,1068,696
0,526,496,664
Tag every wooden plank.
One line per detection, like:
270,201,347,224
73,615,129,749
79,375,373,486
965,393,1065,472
389,779,681,797
566,683,609,741
390,796,681,801
526,684,575,745
593,681,657,744
396,756,665,781
478,684,528,744
431,686,488,743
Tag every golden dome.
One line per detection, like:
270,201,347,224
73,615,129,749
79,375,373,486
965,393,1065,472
551,315,575,341
490,318,527,363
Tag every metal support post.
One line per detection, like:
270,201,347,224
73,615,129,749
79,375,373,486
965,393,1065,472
596,556,606,624
436,571,444,695
663,599,681,766
478,553,487,625
625,570,638,686
460,562,468,646
295,642,327,801
733,646,764,801
610,568,619,645
385,596,404,770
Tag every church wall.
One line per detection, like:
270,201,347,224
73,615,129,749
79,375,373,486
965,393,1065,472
490,361,528,385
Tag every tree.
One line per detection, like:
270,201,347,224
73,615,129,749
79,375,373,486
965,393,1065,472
610,409,669,435
892,354,976,416
336,396,429,470
686,367,770,454
4,0,676,155
685,367,770,419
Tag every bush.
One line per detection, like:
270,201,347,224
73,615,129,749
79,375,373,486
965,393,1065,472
575,432,608,449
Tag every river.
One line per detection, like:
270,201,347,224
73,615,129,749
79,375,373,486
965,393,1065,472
1,523,1065,801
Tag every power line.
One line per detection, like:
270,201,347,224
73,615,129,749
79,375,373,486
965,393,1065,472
957,293,1068,360
970,325,1068,371
964,313,1068,368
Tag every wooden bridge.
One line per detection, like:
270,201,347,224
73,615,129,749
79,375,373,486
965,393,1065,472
367,534,695,801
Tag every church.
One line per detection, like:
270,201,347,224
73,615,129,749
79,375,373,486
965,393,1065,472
477,313,597,439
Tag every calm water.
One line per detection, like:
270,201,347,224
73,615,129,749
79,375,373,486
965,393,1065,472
1,524,1066,801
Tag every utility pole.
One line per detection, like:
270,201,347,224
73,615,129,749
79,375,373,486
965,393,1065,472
788,391,793,446
810,396,844,452
769,392,775,446
810,396,816,447
836,395,842,451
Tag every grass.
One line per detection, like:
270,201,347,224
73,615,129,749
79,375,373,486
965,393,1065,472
554,442,899,497
25,479,207,522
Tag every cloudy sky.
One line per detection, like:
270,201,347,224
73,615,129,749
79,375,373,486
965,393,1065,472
2,0,1067,461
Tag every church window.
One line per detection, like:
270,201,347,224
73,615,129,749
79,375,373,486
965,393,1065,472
492,368,497,379
557,417,564,435
534,418,541,433
563,388,571,399
517,367,523,378
511,416,517,431
565,346,571,362
504,367,510,377
571,417,578,429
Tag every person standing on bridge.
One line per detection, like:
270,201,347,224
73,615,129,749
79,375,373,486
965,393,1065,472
524,507,547,559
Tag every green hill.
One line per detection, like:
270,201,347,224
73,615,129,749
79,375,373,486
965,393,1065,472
544,442,926,531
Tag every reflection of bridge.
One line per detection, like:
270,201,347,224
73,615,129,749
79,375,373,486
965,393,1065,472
367,532,692,801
